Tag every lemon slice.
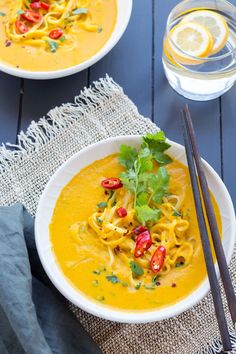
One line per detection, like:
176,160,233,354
168,21,213,65
181,10,229,55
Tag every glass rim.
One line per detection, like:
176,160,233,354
166,0,236,62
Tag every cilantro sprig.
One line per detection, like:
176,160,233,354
118,131,172,225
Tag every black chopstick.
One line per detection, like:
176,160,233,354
183,104,236,328
181,107,232,352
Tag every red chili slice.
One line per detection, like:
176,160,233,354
134,230,152,258
101,177,123,190
31,0,49,9
150,246,166,273
15,20,29,34
30,2,41,9
133,225,148,236
116,207,127,218
49,28,63,40
21,10,42,23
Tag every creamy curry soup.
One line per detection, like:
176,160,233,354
50,133,221,311
0,0,117,71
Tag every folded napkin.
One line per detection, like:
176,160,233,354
0,203,103,354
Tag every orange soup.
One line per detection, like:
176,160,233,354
0,0,117,71
50,141,221,311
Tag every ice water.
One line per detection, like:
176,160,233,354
163,5,236,101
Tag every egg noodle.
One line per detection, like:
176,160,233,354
5,0,101,50
71,187,194,288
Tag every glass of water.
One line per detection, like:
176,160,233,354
163,0,236,101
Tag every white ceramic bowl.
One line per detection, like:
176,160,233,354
0,0,132,79
35,135,236,323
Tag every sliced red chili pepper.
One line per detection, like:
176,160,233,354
15,20,29,34
101,177,123,190
134,230,152,258
133,225,148,236
49,28,63,40
116,207,127,218
30,2,41,9
41,2,50,10
31,0,49,8
21,10,42,23
150,246,166,273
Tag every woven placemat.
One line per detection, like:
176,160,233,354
0,76,235,354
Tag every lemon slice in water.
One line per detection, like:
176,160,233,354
168,21,213,65
181,10,229,55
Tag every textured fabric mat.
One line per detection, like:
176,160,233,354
0,76,235,354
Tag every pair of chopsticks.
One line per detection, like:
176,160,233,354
181,105,236,353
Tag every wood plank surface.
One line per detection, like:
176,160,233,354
19,72,88,132
0,72,21,144
89,0,153,119
154,0,222,179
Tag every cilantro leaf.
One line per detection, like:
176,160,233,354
154,152,172,165
97,201,107,209
152,167,169,205
135,205,161,225
106,275,120,284
130,261,144,277
119,145,137,169
137,146,153,173
143,131,171,158
120,170,136,193
47,40,59,53
72,8,88,15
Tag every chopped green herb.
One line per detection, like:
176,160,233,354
96,217,103,225
135,282,142,290
152,274,160,284
93,269,100,275
143,283,156,290
16,10,25,15
173,210,182,217
119,132,171,226
60,35,66,42
47,40,59,53
175,262,185,268
121,281,128,287
92,280,99,287
97,295,105,302
130,261,144,277
72,8,88,15
97,26,103,33
107,190,114,201
0,12,6,17
97,201,107,209
106,275,120,284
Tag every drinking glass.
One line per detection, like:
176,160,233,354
163,0,236,101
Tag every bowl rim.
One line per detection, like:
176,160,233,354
0,0,133,80
35,135,236,323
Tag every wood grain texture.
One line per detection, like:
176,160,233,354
0,72,20,144
89,0,153,119
154,0,222,177
20,72,88,132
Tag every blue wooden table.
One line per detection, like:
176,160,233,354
0,0,236,209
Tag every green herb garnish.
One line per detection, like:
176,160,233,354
143,283,156,290
0,12,6,17
135,282,142,290
47,40,59,53
119,132,171,225
96,217,103,225
175,262,185,268
60,35,66,42
173,210,182,217
97,26,103,33
130,261,144,277
97,201,107,209
106,275,120,284
16,10,25,15
152,274,160,284
72,8,88,15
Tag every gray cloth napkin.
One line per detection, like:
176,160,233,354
0,203,103,354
